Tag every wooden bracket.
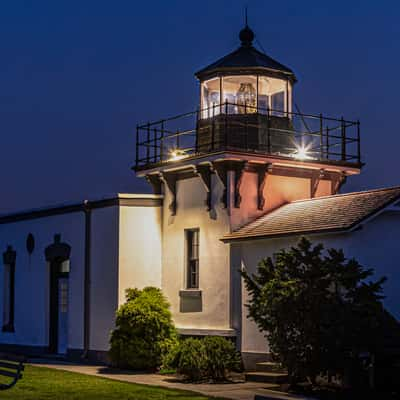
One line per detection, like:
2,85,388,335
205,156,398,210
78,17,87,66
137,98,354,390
160,172,177,216
212,160,246,209
311,169,325,198
212,162,228,208
146,174,162,195
255,163,270,210
332,172,347,194
195,164,213,211
232,161,246,208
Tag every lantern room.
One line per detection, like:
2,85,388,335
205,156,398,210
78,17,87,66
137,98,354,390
134,24,361,173
194,25,296,154
196,25,295,119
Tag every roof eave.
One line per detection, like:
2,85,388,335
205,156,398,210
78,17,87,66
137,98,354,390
220,226,351,243
195,66,297,83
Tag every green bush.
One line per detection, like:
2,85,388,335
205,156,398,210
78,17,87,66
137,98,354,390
203,336,242,381
109,287,177,370
168,336,242,381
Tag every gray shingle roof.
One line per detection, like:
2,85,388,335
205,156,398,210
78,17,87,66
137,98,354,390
195,45,295,79
222,186,400,242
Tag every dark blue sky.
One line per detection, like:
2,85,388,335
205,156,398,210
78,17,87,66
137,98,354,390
1,0,399,213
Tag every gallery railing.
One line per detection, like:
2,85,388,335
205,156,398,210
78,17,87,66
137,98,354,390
135,101,361,170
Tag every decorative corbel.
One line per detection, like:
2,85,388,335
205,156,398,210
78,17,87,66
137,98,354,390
146,173,162,195
331,172,347,194
231,161,246,208
160,172,177,216
212,162,228,208
311,169,325,198
255,163,271,210
195,164,212,211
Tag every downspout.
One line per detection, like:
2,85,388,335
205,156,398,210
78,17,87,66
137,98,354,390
82,201,92,359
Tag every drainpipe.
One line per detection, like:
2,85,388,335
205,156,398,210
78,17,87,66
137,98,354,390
82,201,92,359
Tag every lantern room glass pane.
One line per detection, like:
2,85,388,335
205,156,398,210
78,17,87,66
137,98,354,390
258,76,288,115
222,75,257,114
201,77,221,118
258,76,270,114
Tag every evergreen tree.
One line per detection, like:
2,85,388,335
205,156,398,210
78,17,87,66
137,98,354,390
241,237,386,385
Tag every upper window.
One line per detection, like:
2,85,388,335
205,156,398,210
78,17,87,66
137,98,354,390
186,229,199,289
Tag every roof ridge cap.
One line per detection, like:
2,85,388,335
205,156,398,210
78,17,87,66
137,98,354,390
289,185,400,204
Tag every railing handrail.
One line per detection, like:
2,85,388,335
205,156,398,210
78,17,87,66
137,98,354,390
135,101,362,169
137,102,358,129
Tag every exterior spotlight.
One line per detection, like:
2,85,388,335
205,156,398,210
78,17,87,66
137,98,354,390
169,149,187,161
294,143,312,160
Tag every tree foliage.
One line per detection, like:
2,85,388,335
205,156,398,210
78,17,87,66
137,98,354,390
241,237,386,384
109,287,177,370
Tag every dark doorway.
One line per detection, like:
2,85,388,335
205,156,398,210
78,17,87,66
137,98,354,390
45,235,71,355
49,260,69,354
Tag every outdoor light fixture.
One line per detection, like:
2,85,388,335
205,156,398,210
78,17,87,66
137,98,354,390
294,143,313,161
169,149,187,161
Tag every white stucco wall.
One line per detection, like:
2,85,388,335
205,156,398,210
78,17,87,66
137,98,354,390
118,204,162,306
162,175,232,331
89,206,119,352
235,210,400,355
0,213,85,350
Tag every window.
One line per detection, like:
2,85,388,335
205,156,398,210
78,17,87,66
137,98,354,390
186,229,199,289
222,75,257,114
2,246,15,332
201,78,221,118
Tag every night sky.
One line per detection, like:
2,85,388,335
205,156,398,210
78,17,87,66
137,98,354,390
1,0,399,213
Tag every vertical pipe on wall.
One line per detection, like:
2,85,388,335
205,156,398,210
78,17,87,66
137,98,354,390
82,203,92,359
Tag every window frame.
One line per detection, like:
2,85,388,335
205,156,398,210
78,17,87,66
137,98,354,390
185,228,200,289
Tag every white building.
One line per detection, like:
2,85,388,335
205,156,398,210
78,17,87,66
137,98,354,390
0,25,399,368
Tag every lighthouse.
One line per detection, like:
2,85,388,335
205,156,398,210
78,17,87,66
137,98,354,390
134,23,362,361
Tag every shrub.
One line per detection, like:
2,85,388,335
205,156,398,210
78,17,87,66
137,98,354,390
169,336,242,381
203,336,242,381
241,237,386,386
109,287,177,370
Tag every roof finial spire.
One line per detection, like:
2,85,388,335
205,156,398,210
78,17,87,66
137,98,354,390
239,6,254,47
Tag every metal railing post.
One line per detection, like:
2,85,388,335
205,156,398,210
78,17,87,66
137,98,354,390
211,103,215,150
195,108,199,153
146,122,150,164
135,125,139,167
357,120,361,164
319,113,323,159
153,128,157,163
267,107,271,153
224,100,228,149
245,102,248,150
160,120,164,161
341,117,346,161
325,126,329,160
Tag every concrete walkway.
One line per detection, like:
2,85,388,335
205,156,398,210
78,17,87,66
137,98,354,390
29,360,310,400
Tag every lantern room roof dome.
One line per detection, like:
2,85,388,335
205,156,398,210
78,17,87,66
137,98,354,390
195,25,296,82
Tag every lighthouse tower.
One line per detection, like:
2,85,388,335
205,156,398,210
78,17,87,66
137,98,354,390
134,24,361,362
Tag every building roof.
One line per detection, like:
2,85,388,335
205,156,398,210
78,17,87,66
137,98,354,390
195,26,296,81
0,193,163,225
222,186,400,242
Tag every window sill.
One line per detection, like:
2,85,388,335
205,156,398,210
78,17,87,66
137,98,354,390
2,324,14,333
179,289,202,298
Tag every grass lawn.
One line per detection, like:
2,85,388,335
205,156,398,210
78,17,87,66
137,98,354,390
0,365,223,400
